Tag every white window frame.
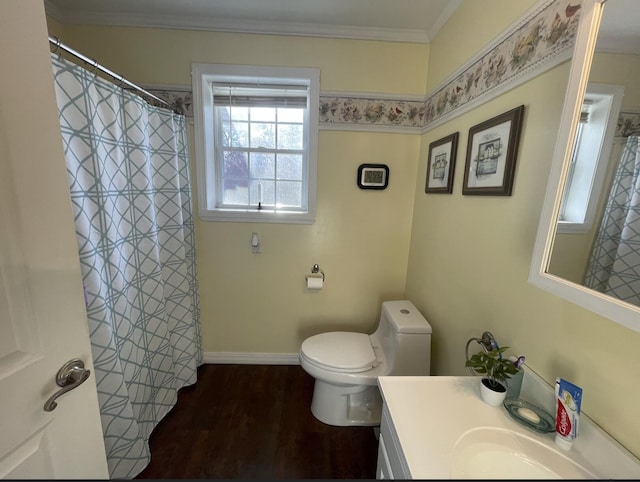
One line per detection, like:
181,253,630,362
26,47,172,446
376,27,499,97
192,63,319,223
557,83,624,233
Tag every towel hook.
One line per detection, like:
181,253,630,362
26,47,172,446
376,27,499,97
465,331,498,376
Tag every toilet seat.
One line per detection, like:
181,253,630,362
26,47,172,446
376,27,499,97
300,332,376,373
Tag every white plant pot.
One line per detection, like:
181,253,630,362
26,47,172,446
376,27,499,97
480,378,507,406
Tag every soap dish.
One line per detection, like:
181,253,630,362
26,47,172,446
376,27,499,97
503,398,555,433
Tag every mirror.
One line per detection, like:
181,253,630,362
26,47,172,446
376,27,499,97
530,0,640,333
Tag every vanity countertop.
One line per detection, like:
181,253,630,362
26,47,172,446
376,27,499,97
377,374,640,479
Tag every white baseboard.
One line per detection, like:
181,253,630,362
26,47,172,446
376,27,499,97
203,351,300,365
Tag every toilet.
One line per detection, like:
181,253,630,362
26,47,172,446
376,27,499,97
299,300,432,426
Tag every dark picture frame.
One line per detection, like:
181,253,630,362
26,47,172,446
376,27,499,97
425,132,459,194
357,163,389,190
462,105,525,196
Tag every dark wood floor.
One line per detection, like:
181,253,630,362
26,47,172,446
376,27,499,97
135,364,379,479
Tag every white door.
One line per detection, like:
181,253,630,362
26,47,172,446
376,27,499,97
0,0,108,478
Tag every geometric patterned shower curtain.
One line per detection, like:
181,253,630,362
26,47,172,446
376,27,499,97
584,136,640,306
50,53,202,479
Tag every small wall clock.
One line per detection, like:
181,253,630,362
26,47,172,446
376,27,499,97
357,164,389,190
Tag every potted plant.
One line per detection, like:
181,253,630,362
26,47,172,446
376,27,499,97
465,346,518,406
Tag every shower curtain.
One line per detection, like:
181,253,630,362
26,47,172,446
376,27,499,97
584,136,640,305
51,54,201,479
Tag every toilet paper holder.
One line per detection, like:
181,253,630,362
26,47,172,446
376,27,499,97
311,263,325,281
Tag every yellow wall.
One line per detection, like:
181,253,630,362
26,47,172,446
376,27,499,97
50,24,426,354
47,0,640,458
47,24,430,95
407,0,640,458
591,52,640,105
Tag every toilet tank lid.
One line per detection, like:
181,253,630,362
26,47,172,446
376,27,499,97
383,300,432,334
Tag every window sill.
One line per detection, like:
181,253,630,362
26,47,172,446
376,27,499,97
198,208,315,224
556,221,591,234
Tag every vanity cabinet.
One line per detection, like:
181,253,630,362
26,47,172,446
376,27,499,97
376,404,410,479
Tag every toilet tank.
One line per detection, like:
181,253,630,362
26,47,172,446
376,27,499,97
372,300,432,376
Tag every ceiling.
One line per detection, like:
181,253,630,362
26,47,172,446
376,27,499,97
44,0,462,44
596,0,640,55
44,0,640,52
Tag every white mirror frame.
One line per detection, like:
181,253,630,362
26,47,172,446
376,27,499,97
529,0,640,333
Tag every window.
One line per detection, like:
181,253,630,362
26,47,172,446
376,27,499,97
557,83,624,233
192,64,320,223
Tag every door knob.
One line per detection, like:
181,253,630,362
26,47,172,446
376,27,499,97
43,358,91,412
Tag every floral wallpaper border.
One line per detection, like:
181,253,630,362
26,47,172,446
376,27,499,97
320,0,581,131
423,0,581,129
148,0,582,133
616,111,640,138
146,88,194,118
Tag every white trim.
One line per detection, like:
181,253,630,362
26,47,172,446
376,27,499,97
529,0,640,334
198,209,316,224
556,83,625,234
319,123,422,135
203,351,300,365
192,63,319,224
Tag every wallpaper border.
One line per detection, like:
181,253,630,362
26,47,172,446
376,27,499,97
147,0,582,134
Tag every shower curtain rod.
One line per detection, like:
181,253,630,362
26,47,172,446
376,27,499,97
48,35,169,107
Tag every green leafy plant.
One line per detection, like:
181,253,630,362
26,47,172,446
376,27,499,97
465,346,518,390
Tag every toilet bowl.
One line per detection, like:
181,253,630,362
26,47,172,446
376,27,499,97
299,300,432,426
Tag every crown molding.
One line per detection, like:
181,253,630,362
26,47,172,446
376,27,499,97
44,1,430,44
427,0,462,42
56,0,580,135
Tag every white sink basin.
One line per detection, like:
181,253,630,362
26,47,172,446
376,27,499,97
450,427,597,479
378,375,640,479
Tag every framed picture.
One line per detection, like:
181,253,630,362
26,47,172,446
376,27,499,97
357,163,389,190
462,105,525,196
425,132,459,194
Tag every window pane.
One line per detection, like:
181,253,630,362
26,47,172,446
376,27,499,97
251,179,274,205
250,122,275,149
277,180,302,207
222,151,248,206
278,108,303,123
277,154,302,180
223,178,248,205
222,151,248,180
218,107,231,146
218,107,250,147
250,152,275,179
277,123,303,150
251,107,275,122
223,121,248,147
230,106,248,120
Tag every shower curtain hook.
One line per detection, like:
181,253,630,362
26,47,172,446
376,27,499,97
116,74,126,89
52,36,62,59
91,59,99,78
